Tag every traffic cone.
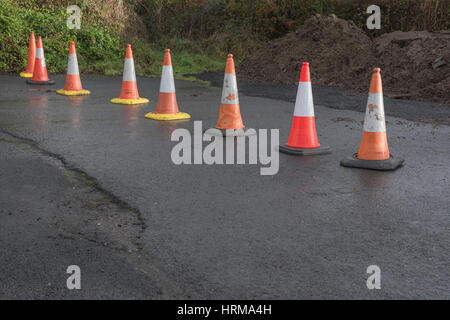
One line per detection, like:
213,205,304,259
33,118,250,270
26,36,54,85
279,62,330,155
340,68,404,170
20,31,36,78
145,49,190,120
211,54,247,136
56,41,90,96
110,44,148,105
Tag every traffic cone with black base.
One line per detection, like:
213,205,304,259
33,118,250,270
279,62,330,155
111,44,148,105
20,31,35,78
145,49,190,120
340,68,404,170
212,54,248,136
26,36,54,85
57,41,90,96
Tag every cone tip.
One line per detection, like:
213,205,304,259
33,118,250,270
70,40,75,45
303,62,309,66
127,44,131,48
165,48,170,53
373,67,381,73
228,54,233,59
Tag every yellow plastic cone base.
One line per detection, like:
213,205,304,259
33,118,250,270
144,112,191,121
20,72,33,78
56,89,91,96
110,97,149,105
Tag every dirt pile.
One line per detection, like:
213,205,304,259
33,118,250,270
238,14,450,105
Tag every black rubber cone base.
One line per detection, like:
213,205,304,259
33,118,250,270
278,144,331,156
340,153,404,171
26,79,55,85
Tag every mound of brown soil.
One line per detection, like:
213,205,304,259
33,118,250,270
238,14,450,105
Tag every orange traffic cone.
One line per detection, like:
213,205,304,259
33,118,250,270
145,49,190,120
279,62,330,155
20,31,36,78
212,54,247,136
56,41,90,96
26,36,54,85
111,44,148,105
340,68,404,170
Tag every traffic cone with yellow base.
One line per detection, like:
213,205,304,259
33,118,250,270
111,44,148,105
340,68,404,170
20,31,35,78
279,62,330,155
26,36,54,85
56,41,90,96
145,49,190,120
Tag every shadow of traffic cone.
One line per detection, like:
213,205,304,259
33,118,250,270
340,68,404,170
111,44,148,105
211,54,248,136
56,41,90,96
279,62,330,155
145,49,190,120
26,36,54,85
20,31,36,78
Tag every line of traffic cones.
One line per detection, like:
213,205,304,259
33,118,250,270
18,32,404,171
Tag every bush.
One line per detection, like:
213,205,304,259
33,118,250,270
0,0,123,73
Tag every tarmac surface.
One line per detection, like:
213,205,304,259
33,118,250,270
0,74,449,299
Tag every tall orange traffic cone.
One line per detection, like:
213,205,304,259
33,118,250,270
279,62,330,155
20,31,36,78
26,36,54,85
212,54,247,136
145,49,190,120
56,41,90,96
111,44,148,105
340,68,404,170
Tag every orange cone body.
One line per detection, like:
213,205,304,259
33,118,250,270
56,41,90,96
279,62,330,155
286,63,319,148
20,31,36,78
145,49,190,120
215,54,244,130
111,44,148,105
157,49,179,114
357,68,390,160
27,36,54,84
340,67,403,170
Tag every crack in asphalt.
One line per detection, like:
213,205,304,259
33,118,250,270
0,128,147,247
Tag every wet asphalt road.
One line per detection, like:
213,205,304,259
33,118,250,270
0,74,449,299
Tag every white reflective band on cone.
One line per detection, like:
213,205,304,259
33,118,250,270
36,48,44,59
293,82,314,117
363,93,386,132
221,73,239,104
123,58,136,82
160,65,175,93
67,54,79,75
